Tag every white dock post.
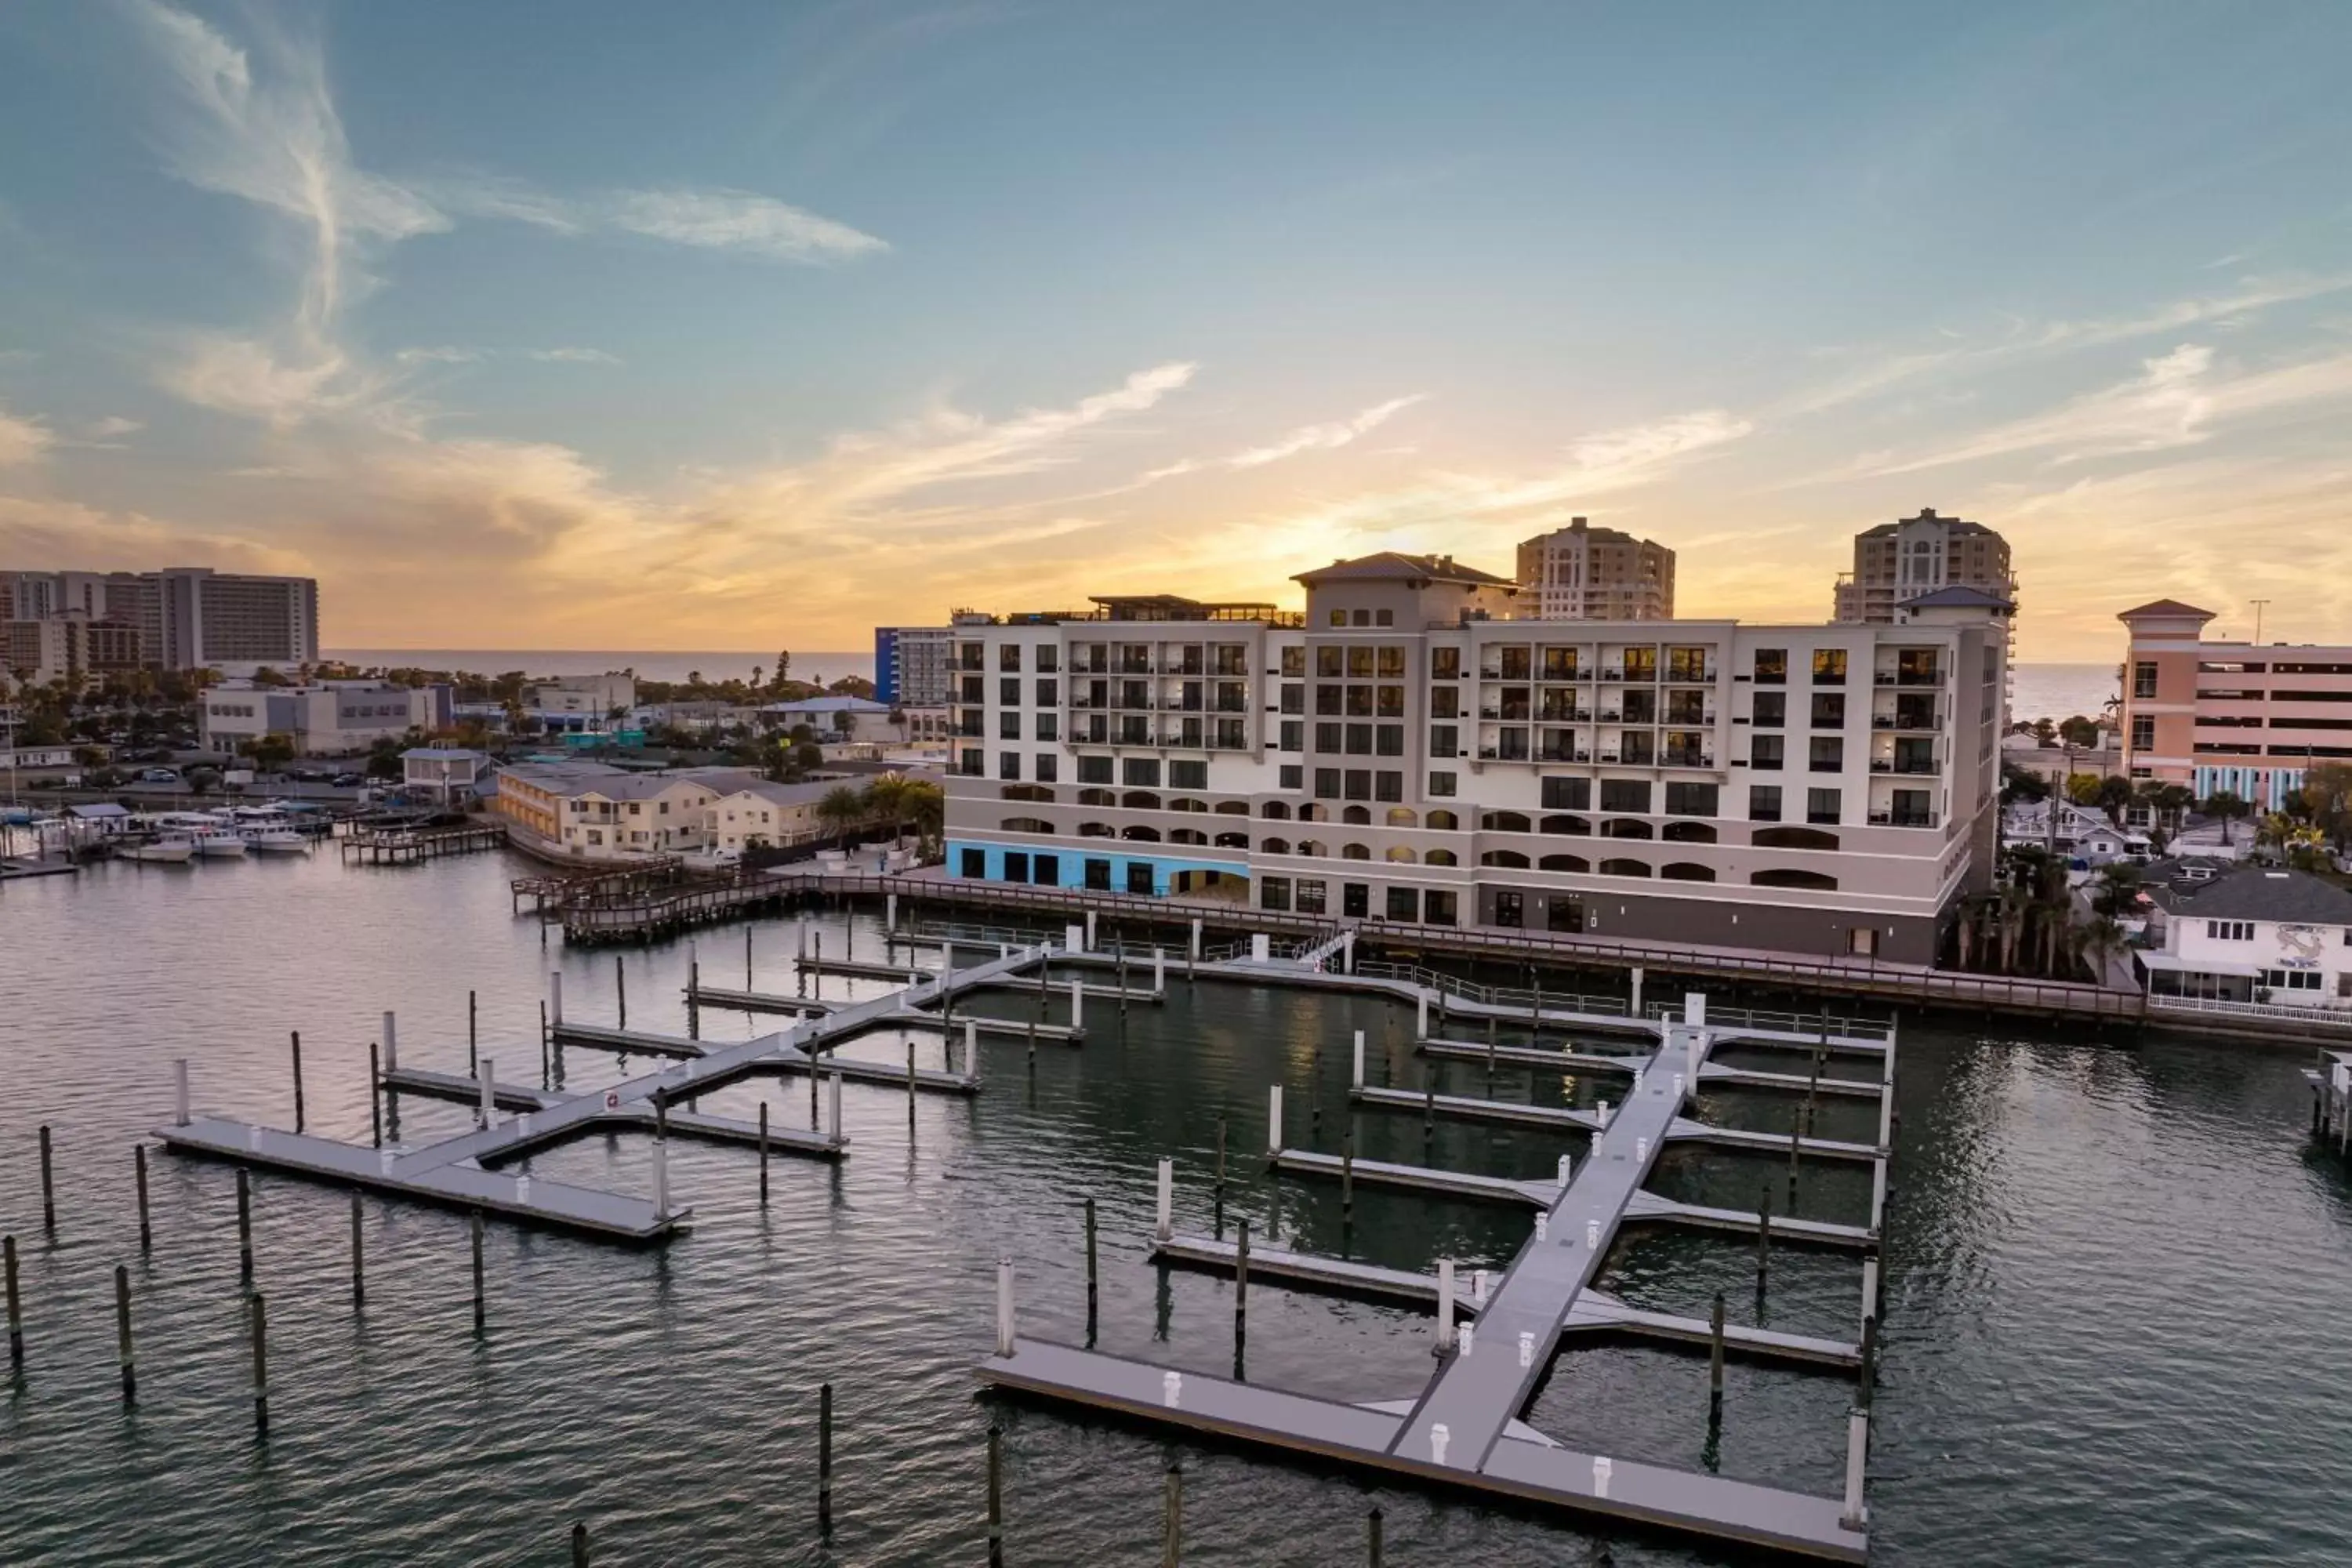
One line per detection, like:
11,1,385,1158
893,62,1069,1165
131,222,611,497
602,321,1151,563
1267,1083,1283,1155
1352,1030,1366,1090
1162,1370,1181,1407
1153,946,1166,993
173,1058,190,1126
1593,1456,1613,1498
828,1069,844,1141
1472,1269,1488,1305
1556,1154,1571,1186
1878,1082,1895,1149
1534,1214,1548,1241
797,920,808,960
548,971,564,1027
1841,1410,1869,1526
1636,1135,1650,1163
1069,978,1084,1029
1250,933,1270,962
964,1019,978,1076
382,1010,399,1072
1458,1323,1474,1358
1084,910,1097,950
1585,1218,1599,1250
1871,1160,1889,1232
1436,1258,1455,1351
1598,1098,1611,1126
652,1134,670,1218
1065,923,1084,954
1189,919,1202,960
1156,1158,1174,1242
1630,966,1644,1018
1672,1071,1686,1101
478,1058,495,1123
996,1258,1016,1356
1684,991,1706,1027
1688,1028,1705,1077
886,892,898,931
1519,1330,1534,1368
1429,1424,1450,1465
1340,931,1355,975
1417,990,1430,1037
1860,1258,1879,1333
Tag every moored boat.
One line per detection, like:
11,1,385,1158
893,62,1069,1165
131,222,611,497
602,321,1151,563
122,835,196,864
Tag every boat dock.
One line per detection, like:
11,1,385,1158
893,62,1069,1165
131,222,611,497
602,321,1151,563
340,821,510,866
980,993,1892,1563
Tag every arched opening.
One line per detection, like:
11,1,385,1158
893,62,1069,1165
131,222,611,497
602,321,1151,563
1342,805,1372,826
1341,843,1371,861
1077,788,1116,808
1170,797,1208,814
997,816,1055,834
1214,831,1250,848
1661,862,1716,882
1385,845,1417,863
1214,800,1252,816
1001,784,1055,804
1296,840,1327,857
1121,825,1163,842
1426,809,1460,831
1482,810,1532,833
1169,828,1208,846
1601,819,1653,840
1298,804,1329,823
1260,837,1290,855
1662,822,1718,844
1755,826,1840,851
1078,822,1115,837
1539,853,1590,873
1599,857,1652,878
1540,814,1591,837
1480,850,1531,869
1386,807,1418,828
1122,790,1161,811
1753,867,1838,890
1425,848,1459,866
1261,800,1291,820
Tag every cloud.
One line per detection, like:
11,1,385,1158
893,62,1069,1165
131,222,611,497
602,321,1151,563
524,347,622,365
424,176,890,263
1868,343,2352,475
85,416,144,440
394,345,622,366
1229,395,1426,469
0,405,55,466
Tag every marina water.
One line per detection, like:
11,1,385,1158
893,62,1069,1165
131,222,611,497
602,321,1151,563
2,851,2347,1563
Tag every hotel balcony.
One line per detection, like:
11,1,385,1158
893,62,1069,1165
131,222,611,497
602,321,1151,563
1867,809,1941,828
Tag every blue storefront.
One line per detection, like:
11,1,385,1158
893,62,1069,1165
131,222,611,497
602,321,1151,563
947,838,1247,898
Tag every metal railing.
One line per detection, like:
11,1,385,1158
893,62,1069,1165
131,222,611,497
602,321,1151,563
1352,958,1632,1018
2148,994,2352,1033
1642,998,1892,1043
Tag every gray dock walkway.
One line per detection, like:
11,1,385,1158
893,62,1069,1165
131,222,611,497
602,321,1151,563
379,1065,847,1156
1350,1083,1602,1133
1418,1037,1646,1075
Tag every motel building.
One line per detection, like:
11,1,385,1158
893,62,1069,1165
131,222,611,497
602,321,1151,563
932,556,2011,965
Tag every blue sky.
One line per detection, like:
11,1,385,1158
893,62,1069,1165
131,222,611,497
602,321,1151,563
2,1,2349,656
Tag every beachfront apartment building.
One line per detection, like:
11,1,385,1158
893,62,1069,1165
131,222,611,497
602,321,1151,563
935,555,2010,964
491,760,840,858
199,681,452,756
2,566,318,673
2116,599,2352,809
874,626,955,707
1515,518,1675,620
1833,509,2015,626
526,673,637,732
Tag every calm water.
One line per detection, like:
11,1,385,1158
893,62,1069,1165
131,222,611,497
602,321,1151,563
2,853,2347,1565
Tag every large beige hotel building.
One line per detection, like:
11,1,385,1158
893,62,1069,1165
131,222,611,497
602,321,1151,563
936,551,2009,964
2118,599,2352,808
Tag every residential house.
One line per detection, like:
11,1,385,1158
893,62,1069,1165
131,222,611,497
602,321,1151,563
2136,859,2352,1007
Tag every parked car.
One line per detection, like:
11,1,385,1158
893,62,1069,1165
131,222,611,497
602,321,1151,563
139,767,180,784
331,772,365,787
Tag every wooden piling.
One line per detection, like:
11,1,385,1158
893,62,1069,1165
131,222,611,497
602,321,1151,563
1756,1185,1771,1294
290,1030,306,1134
1708,1290,1726,1418
39,1125,55,1233
1858,1313,1878,1411
237,1168,253,1279
1368,1505,1384,1566
818,1380,835,1529
540,1003,550,1088
470,1210,486,1336
115,1263,135,1401
4,1235,20,1370
571,1521,588,1566
758,1102,771,1205
746,925,753,990
135,1145,151,1252
1341,1131,1356,1227
369,1040,383,1148
1163,1460,1181,1568
249,1290,269,1437
908,1039,918,1126
1084,1196,1099,1339
1234,1217,1250,1379
350,1193,365,1308
1214,1116,1227,1238
615,955,626,1029
986,1423,1005,1568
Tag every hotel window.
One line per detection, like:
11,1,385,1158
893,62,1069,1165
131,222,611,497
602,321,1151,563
2130,716,2155,750
998,752,1021,780
1036,645,1059,673
1316,722,1343,753
1035,713,1058,743
1749,785,1783,822
1348,646,1375,678
1374,771,1403,802
960,848,985,877
1035,678,1058,706
1664,782,1718,816
1377,646,1406,677
1123,758,1160,786
1352,609,1373,627
2262,968,2321,992
1034,754,1058,783
1345,770,1372,800
1003,851,1029,882
1387,887,1420,920
1296,879,1327,914
1170,760,1207,789
1375,724,1404,756
1751,735,1785,771
1807,787,1842,824
1753,648,1787,684
1377,685,1405,717
1279,720,1304,752
1316,684,1345,716
1432,647,1461,680
1000,712,1021,740
1317,646,1343,677
1752,691,1786,728
1541,777,1591,811
2133,662,2159,699
1423,889,1457,926
1343,882,1370,917
1314,768,1341,799
1279,764,1303,790
2205,920,2254,941
1077,756,1113,784
1281,646,1306,678
1812,649,1848,685
1261,877,1293,912
1428,770,1457,797
1329,610,1347,626
1345,686,1374,717
1811,693,1846,728
1084,858,1112,890
1375,608,1395,626
1431,687,1460,720
1430,723,1458,757
1809,736,1844,771
1599,779,1651,814
1280,684,1304,714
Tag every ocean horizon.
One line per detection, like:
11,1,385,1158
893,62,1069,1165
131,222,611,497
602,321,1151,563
325,648,878,688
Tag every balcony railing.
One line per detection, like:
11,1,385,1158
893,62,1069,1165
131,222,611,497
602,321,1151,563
1870,757,1940,775
1867,810,1940,828
1874,670,1945,687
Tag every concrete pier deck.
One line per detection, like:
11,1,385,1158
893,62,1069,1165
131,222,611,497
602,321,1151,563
1350,1083,1604,1134
379,1065,848,1156
1417,1037,1646,1075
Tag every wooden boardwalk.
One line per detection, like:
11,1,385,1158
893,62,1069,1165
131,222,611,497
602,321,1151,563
980,995,1889,1562
340,821,509,866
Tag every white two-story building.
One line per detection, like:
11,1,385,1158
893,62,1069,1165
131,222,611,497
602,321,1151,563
2137,860,2352,1007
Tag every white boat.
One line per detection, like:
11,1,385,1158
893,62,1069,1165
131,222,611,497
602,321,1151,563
158,811,248,856
122,836,196,864
245,829,311,854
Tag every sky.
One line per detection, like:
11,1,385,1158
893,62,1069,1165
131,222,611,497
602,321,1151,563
2,2,2350,660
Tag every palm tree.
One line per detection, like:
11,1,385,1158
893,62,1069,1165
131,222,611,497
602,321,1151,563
2203,789,2249,846
816,785,866,849
862,772,911,836
902,777,945,861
